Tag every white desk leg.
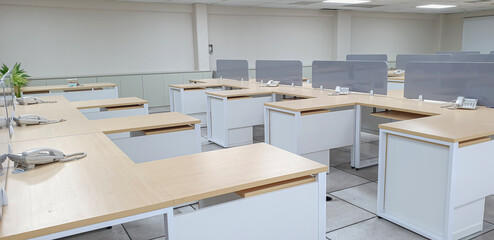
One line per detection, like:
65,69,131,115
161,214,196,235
316,172,327,240
164,207,174,240
377,129,387,215
206,95,212,141
143,103,149,115
194,123,201,152
264,106,270,144
169,88,174,112
351,105,361,168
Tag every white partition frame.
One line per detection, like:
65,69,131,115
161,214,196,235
22,86,118,102
377,129,494,240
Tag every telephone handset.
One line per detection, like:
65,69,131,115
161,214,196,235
260,80,280,87
394,69,405,75
16,97,57,105
441,96,478,110
7,147,87,172
13,114,66,127
329,86,350,96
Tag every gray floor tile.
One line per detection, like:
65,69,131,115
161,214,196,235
472,225,494,240
334,163,379,182
326,217,427,240
369,140,380,146
122,215,164,240
330,149,351,167
201,127,207,137
253,125,264,141
60,225,130,240
463,222,494,240
149,106,170,114
254,139,264,143
360,142,379,159
361,132,379,143
326,196,375,232
327,168,370,193
485,195,494,224
332,182,377,214
201,143,224,152
201,136,210,145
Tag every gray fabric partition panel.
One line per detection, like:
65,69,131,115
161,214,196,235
491,51,494,54
449,54,494,62
436,51,481,56
312,61,388,95
255,60,303,86
404,62,494,107
395,54,452,70
346,54,388,62
216,60,249,80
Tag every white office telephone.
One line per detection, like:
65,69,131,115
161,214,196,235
67,78,80,87
394,69,405,75
441,96,478,110
260,80,280,87
16,97,57,105
329,86,350,96
13,114,66,127
7,148,87,172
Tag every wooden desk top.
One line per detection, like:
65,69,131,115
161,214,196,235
139,143,328,205
92,112,201,134
388,76,405,81
0,133,174,240
388,70,405,77
21,82,117,93
72,97,148,109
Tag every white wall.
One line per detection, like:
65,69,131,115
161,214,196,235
351,12,440,61
0,0,195,78
207,6,334,69
462,16,494,53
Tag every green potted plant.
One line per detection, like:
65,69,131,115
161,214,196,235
0,63,30,97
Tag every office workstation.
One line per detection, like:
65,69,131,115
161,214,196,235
2,1,494,240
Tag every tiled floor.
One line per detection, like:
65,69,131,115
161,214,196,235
61,124,494,240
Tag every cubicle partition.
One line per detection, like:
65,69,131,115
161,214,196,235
215,60,249,80
312,61,388,95
346,54,388,62
255,60,303,86
436,51,481,56
449,54,494,62
405,62,494,107
395,54,452,70
491,51,494,54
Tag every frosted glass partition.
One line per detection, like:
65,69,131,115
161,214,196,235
395,54,452,70
449,54,494,62
404,62,494,107
312,61,388,95
255,60,303,86
216,60,249,80
346,54,387,62
436,51,480,56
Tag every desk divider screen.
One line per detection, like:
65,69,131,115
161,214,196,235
346,54,388,62
395,54,452,70
449,54,494,62
215,60,249,80
436,51,481,56
490,51,494,54
312,61,388,95
255,60,303,86
404,62,494,107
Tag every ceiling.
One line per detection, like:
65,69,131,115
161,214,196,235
119,0,494,13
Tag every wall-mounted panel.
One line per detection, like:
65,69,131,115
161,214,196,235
346,54,387,62
255,60,303,86
312,61,388,95
395,54,452,70
404,62,494,107
120,75,143,98
449,54,494,62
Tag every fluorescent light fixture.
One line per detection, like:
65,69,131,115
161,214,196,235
416,4,457,9
323,0,370,4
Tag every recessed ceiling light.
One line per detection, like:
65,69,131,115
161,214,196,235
323,0,371,4
416,4,457,9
